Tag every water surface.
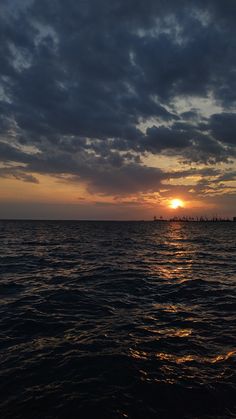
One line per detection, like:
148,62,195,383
0,221,236,418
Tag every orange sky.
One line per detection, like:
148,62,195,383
1,169,235,219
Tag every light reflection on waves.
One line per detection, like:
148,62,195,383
130,349,236,364
0,220,236,419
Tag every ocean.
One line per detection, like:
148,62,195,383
0,220,236,418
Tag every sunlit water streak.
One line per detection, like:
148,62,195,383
0,220,236,418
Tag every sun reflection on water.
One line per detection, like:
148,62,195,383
156,350,236,364
130,348,236,365
146,222,197,283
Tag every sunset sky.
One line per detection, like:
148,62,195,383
0,0,236,219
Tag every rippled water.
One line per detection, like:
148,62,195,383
0,220,236,419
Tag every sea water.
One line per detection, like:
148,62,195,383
0,220,236,418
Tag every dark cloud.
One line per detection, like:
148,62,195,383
144,125,191,152
209,113,236,146
0,0,236,195
0,166,39,183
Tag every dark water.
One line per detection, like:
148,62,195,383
0,220,236,419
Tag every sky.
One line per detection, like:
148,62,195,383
0,0,236,219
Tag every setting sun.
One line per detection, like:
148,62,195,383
170,199,184,209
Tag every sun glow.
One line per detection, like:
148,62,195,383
170,199,184,209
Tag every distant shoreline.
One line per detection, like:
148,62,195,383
0,218,236,222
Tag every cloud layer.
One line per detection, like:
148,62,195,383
0,0,236,199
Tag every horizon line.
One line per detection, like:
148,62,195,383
0,218,235,222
